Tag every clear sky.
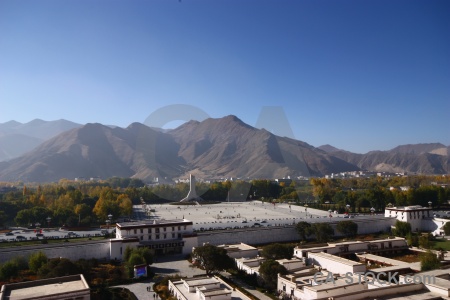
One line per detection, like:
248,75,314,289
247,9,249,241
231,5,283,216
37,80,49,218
0,0,449,154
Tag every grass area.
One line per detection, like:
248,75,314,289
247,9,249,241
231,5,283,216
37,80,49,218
432,239,450,251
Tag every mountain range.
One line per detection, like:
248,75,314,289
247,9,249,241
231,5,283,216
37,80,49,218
0,116,448,182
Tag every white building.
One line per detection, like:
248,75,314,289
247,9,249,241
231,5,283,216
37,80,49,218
235,257,266,275
0,274,90,300
168,276,251,300
112,219,197,258
294,237,408,259
217,243,258,259
385,205,432,232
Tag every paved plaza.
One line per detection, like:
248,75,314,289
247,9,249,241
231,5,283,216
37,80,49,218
135,201,383,230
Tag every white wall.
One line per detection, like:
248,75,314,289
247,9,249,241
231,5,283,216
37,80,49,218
0,241,111,263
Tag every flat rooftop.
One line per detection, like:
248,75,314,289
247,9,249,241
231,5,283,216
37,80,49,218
218,243,257,252
0,274,89,300
309,251,365,266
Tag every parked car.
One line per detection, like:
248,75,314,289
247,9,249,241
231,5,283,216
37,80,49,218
36,233,44,237
5,232,14,236
16,236,27,241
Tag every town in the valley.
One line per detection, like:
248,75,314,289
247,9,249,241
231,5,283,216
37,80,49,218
1,174,450,300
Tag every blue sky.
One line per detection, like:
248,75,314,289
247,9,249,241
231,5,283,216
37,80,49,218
0,0,449,154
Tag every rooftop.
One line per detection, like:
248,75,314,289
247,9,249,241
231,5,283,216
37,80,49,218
386,205,431,211
0,274,89,300
116,218,192,228
309,252,365,266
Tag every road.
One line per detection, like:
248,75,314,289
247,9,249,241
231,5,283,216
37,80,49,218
0,227,109,242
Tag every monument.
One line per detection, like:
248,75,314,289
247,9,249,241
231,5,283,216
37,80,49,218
180,174,203,202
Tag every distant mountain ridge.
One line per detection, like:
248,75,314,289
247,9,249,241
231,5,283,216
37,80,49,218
0,119,81,162
0,116,358,182
322,143,449,174
0,116,447,182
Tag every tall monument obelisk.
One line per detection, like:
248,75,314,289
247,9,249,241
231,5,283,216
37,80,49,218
180,174,202,202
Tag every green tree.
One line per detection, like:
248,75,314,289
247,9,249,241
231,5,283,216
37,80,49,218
0,257,28,280
393,220,411,237
0,210,6,227
259,259,288,290
192,244,234,275
29,251,48,273
296,221,312,241
443,222,450,235
38,258,80,278
336,220,358,238
261,244,293,260
420,251,441,271
419,234,434,249
311,223,334,243
406,233,419,247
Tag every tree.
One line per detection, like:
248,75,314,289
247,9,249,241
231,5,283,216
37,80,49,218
444,222,450,236
393,220,411,237
420,251,441,271
0,210,6,227
192,244,234,275
419,234,434,249
311,223,334,243
296,221,312,241
38,258,80,278
261,244,293,260
406,233,419,247
0,257,28,280
29,251,48,273
336,221,358,238
259,259,288,290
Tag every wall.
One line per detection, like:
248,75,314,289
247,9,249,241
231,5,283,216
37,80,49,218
197,218,395,247
0,240,111,263
308,252,366,275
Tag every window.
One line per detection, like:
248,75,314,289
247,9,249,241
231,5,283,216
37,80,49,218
184,226,186,230
156,228,160,233
164,234,167,239
164,227,167,232
178,233,182,238
134,229,137,234
178,226,181,230
148,235,152,240
148,228,151,233
140,236,143,241
140,229,143,233
156,235,160,240
172,226,175,231
172,233,175,238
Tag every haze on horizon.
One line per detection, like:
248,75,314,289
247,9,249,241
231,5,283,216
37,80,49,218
0,0,449,154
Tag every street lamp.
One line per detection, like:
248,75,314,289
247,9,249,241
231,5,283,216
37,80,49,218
370,207,375,215
35,222,41,228
106,214,113,231
346,204,350,214
328,209,332,221
46,216,51,228
428,201,432,208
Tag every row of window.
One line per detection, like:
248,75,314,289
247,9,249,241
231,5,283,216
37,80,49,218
137,233,183,241
128,225,187,235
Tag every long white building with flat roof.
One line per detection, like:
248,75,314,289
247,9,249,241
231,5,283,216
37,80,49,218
112,219,197,258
